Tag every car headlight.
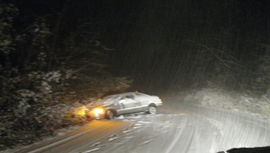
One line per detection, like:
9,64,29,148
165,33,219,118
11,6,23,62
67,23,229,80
93,108,104,114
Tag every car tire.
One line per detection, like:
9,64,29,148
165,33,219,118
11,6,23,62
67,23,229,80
148,106,157,114
106,110,115,120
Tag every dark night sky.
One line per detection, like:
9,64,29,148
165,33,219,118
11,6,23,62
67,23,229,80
7,0,270,94
94,0,270,94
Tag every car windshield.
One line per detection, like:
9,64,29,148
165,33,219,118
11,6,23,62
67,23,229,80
96,95,119,105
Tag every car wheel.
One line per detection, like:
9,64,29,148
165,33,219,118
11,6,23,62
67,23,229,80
106,110,115,119
148,106,157,114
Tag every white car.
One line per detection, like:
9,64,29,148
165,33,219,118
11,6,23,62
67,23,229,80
86,92,162,119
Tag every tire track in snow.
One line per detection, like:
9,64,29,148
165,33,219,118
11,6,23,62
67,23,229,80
165,116,187,153
22,121,112,153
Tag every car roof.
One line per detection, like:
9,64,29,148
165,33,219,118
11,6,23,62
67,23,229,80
99,92,150,105
103,92,147,98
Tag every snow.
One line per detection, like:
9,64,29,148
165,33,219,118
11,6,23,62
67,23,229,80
2,101,270,153
88,103,270,153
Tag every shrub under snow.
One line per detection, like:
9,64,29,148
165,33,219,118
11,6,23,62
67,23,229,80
187,88,270,118
182,88,270,119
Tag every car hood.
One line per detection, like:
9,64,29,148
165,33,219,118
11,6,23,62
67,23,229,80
91,102,113,109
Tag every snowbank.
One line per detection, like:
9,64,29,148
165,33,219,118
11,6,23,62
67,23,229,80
180,88,270,120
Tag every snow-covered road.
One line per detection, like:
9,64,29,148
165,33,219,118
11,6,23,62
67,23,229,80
98,102,270,153
5,101,270,153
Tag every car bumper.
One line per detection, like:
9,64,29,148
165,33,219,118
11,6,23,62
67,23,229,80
155,102,163,107
90,112,105,119
86,108,105,119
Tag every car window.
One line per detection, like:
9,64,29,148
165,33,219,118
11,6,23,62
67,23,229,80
125,95,134,99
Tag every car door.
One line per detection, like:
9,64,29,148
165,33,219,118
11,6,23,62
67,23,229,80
134,93,149,111
118,95,137,114
133,94,143,112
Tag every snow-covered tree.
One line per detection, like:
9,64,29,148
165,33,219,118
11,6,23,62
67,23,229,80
0,2,132,150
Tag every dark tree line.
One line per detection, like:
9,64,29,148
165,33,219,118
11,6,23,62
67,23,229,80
0,1,131,150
